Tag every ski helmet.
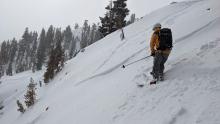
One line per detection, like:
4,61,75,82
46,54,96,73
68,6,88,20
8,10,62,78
153,23,161,30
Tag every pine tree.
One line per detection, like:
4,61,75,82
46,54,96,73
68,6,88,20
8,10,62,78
74,23,79,29
113,0,129,29
16,40,24,73
80,20,90,49
0,65,4,78
99,1,117,37
54,29,65,73
87,23,102,45
24,30,33,70
63,25,73,50
130,14,136,24
99,15,109,36
9,38,18,62
63,26,73,60
45,25,55,56
69,36,76,59
36,29,46,70
113,0,129,40
24,78,36,108
44,29,65,83
31,32,38,72
16,100,25,113
0,41,9,65
6,41,11,62
44,49,55,83
127,13,136,25
16,28,32,73
94,27,103,41
89,23,97,45
22,28,32,44
73,36,80,57
6,62,13,76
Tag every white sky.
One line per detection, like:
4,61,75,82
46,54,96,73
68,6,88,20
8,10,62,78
0,0,183,42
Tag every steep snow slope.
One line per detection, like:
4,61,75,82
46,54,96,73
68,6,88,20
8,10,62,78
1,0,220,124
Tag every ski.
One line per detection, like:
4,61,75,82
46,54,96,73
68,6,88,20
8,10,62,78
137,84,145,88
137,80,157,87
150,80,157,85
135,72,165,87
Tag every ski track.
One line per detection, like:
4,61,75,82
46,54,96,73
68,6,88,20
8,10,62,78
136,2,198,47
94,40,127,73
175,17,220,43
163,2,193,26
26,114,42,124
74,47,147,86
159,2,194,24
124,1,194,44
112,37,220,124
166,107,187,124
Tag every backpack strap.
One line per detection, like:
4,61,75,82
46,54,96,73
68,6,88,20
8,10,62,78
153,31,159,36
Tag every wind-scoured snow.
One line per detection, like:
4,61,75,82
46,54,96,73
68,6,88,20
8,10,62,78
1,0,220,124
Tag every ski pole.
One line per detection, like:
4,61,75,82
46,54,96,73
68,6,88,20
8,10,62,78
122,55,152,69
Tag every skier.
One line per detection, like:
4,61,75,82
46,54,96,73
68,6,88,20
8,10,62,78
150,23,172,83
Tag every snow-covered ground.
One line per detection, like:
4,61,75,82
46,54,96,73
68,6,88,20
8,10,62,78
1,0,220,124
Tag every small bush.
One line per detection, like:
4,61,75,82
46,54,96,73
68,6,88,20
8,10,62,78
17,100,25,113
24,78,36,108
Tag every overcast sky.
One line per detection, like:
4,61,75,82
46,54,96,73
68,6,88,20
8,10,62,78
0,0,183,42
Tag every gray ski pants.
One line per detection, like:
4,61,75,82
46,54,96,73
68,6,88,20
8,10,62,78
152,52,169,79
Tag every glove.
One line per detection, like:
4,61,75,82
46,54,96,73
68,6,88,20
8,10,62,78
151,52,155,57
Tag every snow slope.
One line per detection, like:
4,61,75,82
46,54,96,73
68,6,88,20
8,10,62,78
1,0,220,124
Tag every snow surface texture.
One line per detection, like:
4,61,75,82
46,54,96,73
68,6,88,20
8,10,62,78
1,0,220,124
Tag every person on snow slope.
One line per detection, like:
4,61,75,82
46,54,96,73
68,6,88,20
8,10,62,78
150,23,172,82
